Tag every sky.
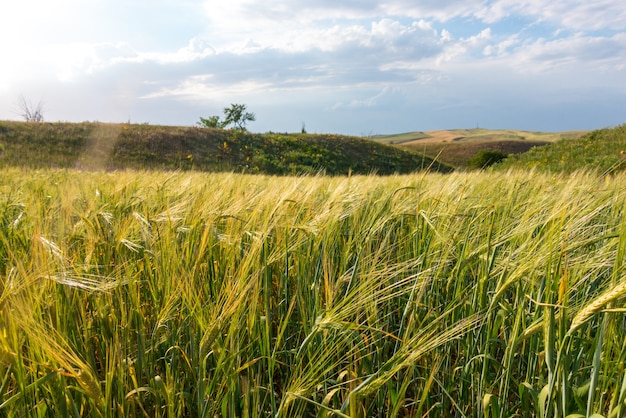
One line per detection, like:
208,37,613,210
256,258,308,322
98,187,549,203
1,0,625,135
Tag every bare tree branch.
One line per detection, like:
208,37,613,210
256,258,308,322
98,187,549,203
18,95,45,122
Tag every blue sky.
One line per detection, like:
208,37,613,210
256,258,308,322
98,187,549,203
1,0,625,135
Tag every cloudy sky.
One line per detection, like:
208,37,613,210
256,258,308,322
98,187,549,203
1,0,625,135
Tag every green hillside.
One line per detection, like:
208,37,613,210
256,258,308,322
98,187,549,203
0,121,451,175
496,123,626,174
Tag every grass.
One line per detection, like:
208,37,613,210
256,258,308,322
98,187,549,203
0,121,451,175
1,167,626,416
496,124,626,174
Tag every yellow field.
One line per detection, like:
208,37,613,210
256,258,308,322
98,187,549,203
0,167,625,416
374,128,586,145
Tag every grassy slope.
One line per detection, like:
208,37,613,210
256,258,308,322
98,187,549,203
496,123,626,174
0,121,451,175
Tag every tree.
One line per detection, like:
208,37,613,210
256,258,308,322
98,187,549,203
197,115,221,128
222,103,255,131
197,103,256,131
18,95,45,122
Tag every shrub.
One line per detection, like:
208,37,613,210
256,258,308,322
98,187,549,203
467,149,507,169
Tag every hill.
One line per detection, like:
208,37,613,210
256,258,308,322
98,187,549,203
373,128,586,169
495,123,626,174
0,121,451,175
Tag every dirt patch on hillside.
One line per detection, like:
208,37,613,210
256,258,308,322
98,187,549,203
405,130,465,144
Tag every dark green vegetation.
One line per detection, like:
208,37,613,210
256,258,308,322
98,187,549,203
0,121,450,175
198,103,256,130
496,123,626,174
467,149,509,169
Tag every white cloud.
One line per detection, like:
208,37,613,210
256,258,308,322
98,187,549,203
200,0,626,38
331,86,396,110
200,0,467,52
475,0,626,30
46,43,138,81
507,32,626,73
434,28,493,65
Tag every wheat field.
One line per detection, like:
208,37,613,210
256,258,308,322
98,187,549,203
1,168,625,417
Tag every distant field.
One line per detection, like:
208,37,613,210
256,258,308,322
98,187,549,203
374,128,587,145
370,131,430,144
372,128,587,169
